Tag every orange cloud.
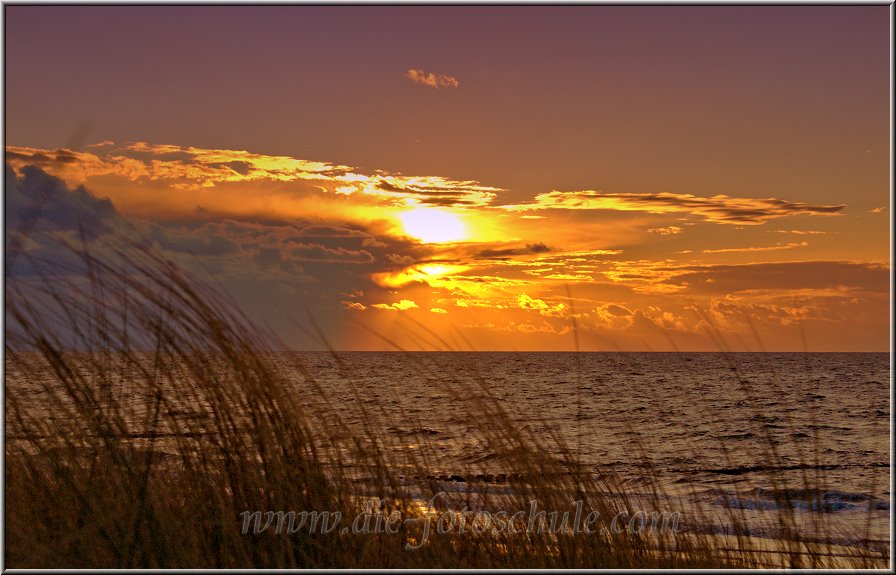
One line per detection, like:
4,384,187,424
284,242,374,264
773,229,827,235
502,190,845,225
702,241,809,254
648,226,683,235
660,261,888,295
372,299,419,311
5,143,499,210
518,293,548,310
406,68,460,89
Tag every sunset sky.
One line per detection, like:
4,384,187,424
4,6,890,351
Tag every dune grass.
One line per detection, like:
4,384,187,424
4,234,890,569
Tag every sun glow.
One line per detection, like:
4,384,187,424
399,208,466,243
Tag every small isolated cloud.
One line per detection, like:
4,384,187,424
870,207,885,213
341,301,367,311
406,68,460,89
372,299,419,311
430,307,448,314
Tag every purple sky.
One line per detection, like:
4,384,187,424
6,6,888,204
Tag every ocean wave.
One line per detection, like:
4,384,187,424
387,426,442,437
697,462,888,476
710,487,885,513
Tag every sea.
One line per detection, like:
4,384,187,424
7,351,891,551
287,351,890,549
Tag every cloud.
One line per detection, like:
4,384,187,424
372,176,498,207
5,147,150,183
386,253,416,266
6,141,880,351
6,164,119,238
5,164,133,280
148,224,238,256
605,304,632,317
284,242,374,264
518,293,548,310
372,299,419,311
254,247,283,267
660,261,888,294
406,68,460,89
477,242,552,259
632,308,690,333
869,206,885,213
8,143,848,237
502,190,845,225
5,143,500,210
593,305,635,330
296,225,371,238
517,293,568,317
705,296,826,328
596,257,891,300
648,226,683,235
515,321,557,334
702,241,808,254
542,273,593,281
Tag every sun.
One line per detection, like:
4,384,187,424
399,208,466,243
